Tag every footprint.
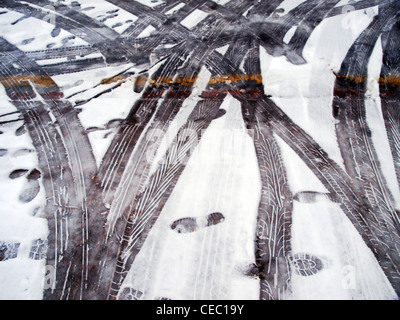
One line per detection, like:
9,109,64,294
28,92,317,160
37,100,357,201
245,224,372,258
171,212,225,233
71,1,81,9
19,179,40,203
0,241,20,262
0,149,7,157
74,80,84,86
289,253,325,277
171,217,197,233
27,169,41,181
11,16,28,25
293,191,337,204
13,149,34,157
99,14,118,23
51,27,61,38
242,263,260,279
112,22,123,28
82,6,95,11
9,169,29,179
21,38,35,45
29,239,48,260
206,212,225,226
15,125,26,136
61,37,72,46
118,287,143,300
106,9,120,14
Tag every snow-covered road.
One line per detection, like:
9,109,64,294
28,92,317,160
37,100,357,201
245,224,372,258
0,0,399,300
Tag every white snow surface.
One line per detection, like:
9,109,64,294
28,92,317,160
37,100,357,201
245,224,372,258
0,85,48,300
121,94,262,300
133,0,165,9
180,9,209,30
0,9,88,51
48,0,139,34
0,1,399,301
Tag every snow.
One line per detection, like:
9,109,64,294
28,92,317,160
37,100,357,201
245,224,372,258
0,9,88,51
290,200,397,300
87,129,117,168
211,0,233,6
77,82,139,130
261,5,398,299
133,0,165,9
0,85,48,300
76,75,142,167
180,9,209,30
137,25,156,39
261,9,378,172
36,53,104,66
165,3,185,16
275,135,329,195
51,63,135,98
48,0,139,34
215,45,230,56
283,26,297,44
0,0,399,301
121,93,262,300
147,67,211,178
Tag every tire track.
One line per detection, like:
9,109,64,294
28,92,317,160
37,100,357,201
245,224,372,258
0,37,101,299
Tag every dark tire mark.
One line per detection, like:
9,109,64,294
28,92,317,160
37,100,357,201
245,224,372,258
263,93,400,296
1,0,399,300
332,2,400,294
250,115,293,300
106,96,226,300
380,14,400,190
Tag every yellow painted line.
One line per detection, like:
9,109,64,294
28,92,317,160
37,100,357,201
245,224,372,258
337,74,400,87
379,75,400,87
98,73,264,87
100,75,131,85
0,75,58,87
